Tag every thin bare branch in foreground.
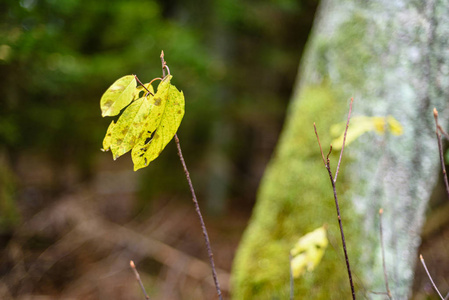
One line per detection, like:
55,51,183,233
378,208,392,299
130,260,150,300
314,122,326,165
314,112,356,299
433,108,449,200
174,134,223,300
420,254,444,299
437,124,449,140
334,97,354,183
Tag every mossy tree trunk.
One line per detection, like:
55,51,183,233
232,0,449,299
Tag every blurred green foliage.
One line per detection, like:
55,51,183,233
0,0,317,217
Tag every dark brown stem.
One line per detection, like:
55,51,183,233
420,254,444,299
160,51,170,78
334,98,353,183
314,122,326,166
326,164,356,300
433,108,449,200
326,145,332,163
437,124,449,140
378,208,392,299
174,134,223,300
314,125,356,300
130,260,150,300
134,75,154,96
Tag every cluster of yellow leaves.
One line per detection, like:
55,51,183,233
290,226,328,278
100,75,185,171
331,115,403,150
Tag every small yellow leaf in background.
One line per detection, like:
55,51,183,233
290,226,328,278
331,115,403,150
386,115,403,135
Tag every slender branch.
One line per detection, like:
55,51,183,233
326,145,332,162
149,77,163,86
161,51,166,78
378,208,392,299
437,124,449,140
134,75,154,96
130,260,150,300
174,134,223,300
289,253,294,300
326,164,356,299
165,65,171,76
334,98,353,183
433,108,449,200
314,123,326,165
160,51,170,78
445,291,449,300
420,254,444,299
314,125,356,300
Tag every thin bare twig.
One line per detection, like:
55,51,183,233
314,123,356,300
437,124,449,140
445,291,449,300
160,51,170,77
174,134,223,300
159,50,222,299
149,77,163,86
334,98,353,183
378,208,392,299
326,145,332,162
130,260,150,300
420,254,444,299
314,123,326,165
134,75,154,96
433,108,449,200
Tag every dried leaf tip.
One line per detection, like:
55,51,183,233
130,260,135,268
379,208,383,214
434,108,438,118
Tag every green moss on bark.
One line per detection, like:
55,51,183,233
232,83,363,299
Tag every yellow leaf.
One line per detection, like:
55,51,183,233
108,95,153,159
101,85,156,159
102,120,115,152
131,75,185,171
387,115,403,135
331,115,403,150
290,226,328,278
100,75,137,117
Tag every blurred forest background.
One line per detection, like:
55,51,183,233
0,0,447,299
0,0,318,299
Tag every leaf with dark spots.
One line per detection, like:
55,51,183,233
100,75,137,117
132,75,185,171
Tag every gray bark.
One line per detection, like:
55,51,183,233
233,0,449,298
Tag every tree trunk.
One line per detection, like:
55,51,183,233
232,0,449,299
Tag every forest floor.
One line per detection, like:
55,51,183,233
0,154,448,299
